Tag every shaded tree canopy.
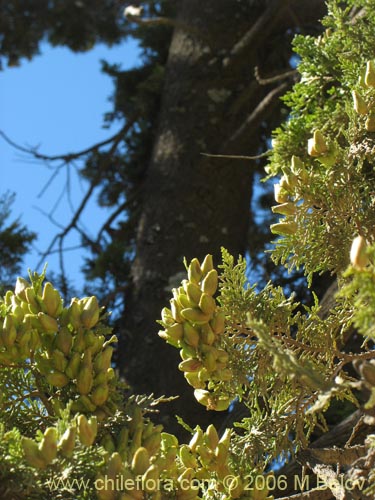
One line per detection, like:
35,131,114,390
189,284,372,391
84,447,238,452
0,192,36,292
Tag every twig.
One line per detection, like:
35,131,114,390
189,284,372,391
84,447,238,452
32,370,55,417
201,151,271,161
32,205,65,230
37,163,65,198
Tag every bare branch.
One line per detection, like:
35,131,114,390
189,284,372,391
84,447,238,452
32,205,65,230
37,163,65,199
0,124,128,163
35,121,132,276
201,151,271,161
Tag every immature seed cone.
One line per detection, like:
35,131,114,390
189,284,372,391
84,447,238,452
227,475,244,498
68,299,82,329
181,308,210,325
365,114,375,132
274,183,288,204
165,323,184,342
308,130,328,157
184,281,202,306
143,430,162,456
46,371,70,388
201,254,214,275
365,60,375,87
270,221,298,236
271,202,296,216
107,451,123,479
25,287,40,314
65,352,81,379
2,316,17,347
81,296,100,329
201,323,215,345
189,428,203,452
201,270,218,296
194,389,211,406
170,299,183,323
42,282,63,317
94,346,114,372
142,464,160,492
188,258,203,284
90,383,109,406
350,235,368,269
55,327,73,356
205,424,219,450
352,90,368,115
76,365,93,395
178,358,202,372
201,348,217,372
22,437,48,469
183,323,200,348
184,372,205,389
58,427,76,458
199,293,216,315
38,312,58,333
52,349,68,372
210,311,225,335
131,446,150,475
180,444,198,468
39,427,58,463
14,277,29,301
77,415,97,446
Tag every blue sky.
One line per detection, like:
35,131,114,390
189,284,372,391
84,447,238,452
0,39,139,290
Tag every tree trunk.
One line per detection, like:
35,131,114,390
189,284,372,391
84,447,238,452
119,0,327,436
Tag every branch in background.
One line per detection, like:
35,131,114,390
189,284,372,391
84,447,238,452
276,489,333,500
0,125,129,163
36,132,124,282
1,117,138,292
223,0,290,68
274,408,375,497
201,151,271,161
255,66,298,86
223,81,290,150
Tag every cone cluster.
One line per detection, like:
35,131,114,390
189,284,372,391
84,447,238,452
97,406,166,500
158,255,232,411
352,60,375,131
270,156,307,237
22,415,95,469
0,277,116,415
